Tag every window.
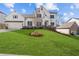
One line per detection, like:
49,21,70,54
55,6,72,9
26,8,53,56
13,15,18,19
51,22,54,26
38,10,40,12
41,7,43,10
37,22,41,26
45,14,47,17
27,21,32,26
37,14,41,18
50,15,54,18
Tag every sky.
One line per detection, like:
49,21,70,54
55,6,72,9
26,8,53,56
0,3,79,23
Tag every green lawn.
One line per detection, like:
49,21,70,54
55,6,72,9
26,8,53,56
0,29,79,56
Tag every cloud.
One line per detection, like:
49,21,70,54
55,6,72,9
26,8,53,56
64,17,69,20
70,12,74,16
63,12,74,17
63,13,67,16
44,3,59,11
29,3,32,6
35,3,59,11
22,9,26,13
70,5,74,9
73,3,79,9
4,3,15,12
4,3,14,8
62,12,74,22
10,8,15,12
62,13,69,21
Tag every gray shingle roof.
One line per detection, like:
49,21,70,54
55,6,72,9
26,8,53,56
0,10,6,15
22,14,35,18
66,18,79,23
56,22,76,29
49,11,57,14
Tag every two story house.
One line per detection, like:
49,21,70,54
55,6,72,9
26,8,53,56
5,6,58,29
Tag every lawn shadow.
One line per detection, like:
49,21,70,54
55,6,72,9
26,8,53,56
54,31,79,40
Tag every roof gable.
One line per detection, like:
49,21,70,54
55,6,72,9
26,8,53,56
56,22,77,29
67,18,79,23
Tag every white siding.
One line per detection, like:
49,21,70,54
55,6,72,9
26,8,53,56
24,18,35,27
50,14,57,27
42,18,50,26
5,12,24,21
5,22,23,29
5,12,24,29
56,29,70,34
34,6,57,27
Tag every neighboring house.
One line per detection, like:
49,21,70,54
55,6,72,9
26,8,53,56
5,6,58,29
0,11,7,29
0,23,7,29
56,22,78,35
67,18,79,26
0,11,6,23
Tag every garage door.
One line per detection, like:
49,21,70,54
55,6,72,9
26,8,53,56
7,22,23,29
56,29,70,34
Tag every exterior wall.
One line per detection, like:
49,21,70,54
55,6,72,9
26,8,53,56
5,22,23,29
42,13,57,27
56,29,70,34
5,11,24,29
33,18,42,27
50,14,57,27
34,6,50,19
24,18,35,27
5,12,24,21
70,23,78,35
34,6,57,27
42,18,50,26
42,17,57,27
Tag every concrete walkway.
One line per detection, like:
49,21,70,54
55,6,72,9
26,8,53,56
0,29,11,32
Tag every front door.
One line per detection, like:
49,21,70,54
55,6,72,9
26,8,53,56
36,22,42,27
27,21,32,27
50,22,54,27
45,21,48,27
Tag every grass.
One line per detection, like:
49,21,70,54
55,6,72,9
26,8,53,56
0,29,79,55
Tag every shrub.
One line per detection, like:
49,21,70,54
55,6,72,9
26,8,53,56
30,31,43,37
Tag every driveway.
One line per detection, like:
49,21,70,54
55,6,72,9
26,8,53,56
0,29,20,33
0,29,12,32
